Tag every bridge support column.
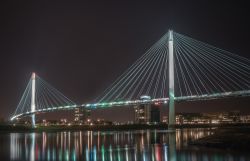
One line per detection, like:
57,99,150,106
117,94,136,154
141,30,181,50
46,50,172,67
31,72,36,128
168,30,175,130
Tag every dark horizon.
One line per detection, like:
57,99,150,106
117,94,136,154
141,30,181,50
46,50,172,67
1,1,250,121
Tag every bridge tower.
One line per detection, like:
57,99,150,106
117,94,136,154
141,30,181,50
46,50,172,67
168,30,175,130
31,72,36,128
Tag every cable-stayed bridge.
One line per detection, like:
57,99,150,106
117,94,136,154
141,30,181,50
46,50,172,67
10,30,250,129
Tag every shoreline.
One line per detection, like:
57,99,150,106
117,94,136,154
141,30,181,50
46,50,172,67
189,126,250,150
1,123,250,132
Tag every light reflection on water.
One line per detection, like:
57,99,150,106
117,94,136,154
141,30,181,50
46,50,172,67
6,128,250,161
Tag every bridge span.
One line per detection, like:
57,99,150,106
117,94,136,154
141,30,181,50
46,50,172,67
10,30,250,128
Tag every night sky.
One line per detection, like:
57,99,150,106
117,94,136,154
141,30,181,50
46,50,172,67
1,1,249,121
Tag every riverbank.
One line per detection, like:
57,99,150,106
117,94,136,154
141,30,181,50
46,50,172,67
1,123,250,132
189,126,250,150
0,124,169,132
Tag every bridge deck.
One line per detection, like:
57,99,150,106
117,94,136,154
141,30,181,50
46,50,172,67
10,90,250,121
175,90,250,102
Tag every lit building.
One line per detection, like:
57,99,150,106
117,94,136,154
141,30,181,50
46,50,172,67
149,111,247,125
203,111,240,124
134,95,151,124
74,107,91,124
162,116,168,123
134,95,161,124
173,111,242,125
240,115,250,123
60,118,67,125
134,104,151,124
176,114,184,124
228,111,240,122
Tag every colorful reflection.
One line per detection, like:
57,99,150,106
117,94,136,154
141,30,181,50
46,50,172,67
9,128,250,161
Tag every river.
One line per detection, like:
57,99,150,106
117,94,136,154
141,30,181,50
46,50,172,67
0,128,249,161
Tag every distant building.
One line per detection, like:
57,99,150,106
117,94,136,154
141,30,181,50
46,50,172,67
162,116,168,123
134,95,151,124
228,111,240,122
134,104,151,124
171,111,243,125
176,114,183,124
93,119,113,125
74,108,91,124
150,103,160,123
60,118,68,125
203,111,240,124
134,95,161,124
74,107,83,123
240,115,250,123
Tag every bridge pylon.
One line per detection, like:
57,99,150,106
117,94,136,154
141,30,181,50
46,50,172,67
168,30,175,130
31,72,36,128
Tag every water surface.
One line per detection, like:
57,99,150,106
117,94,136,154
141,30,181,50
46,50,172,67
1,128,249,161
